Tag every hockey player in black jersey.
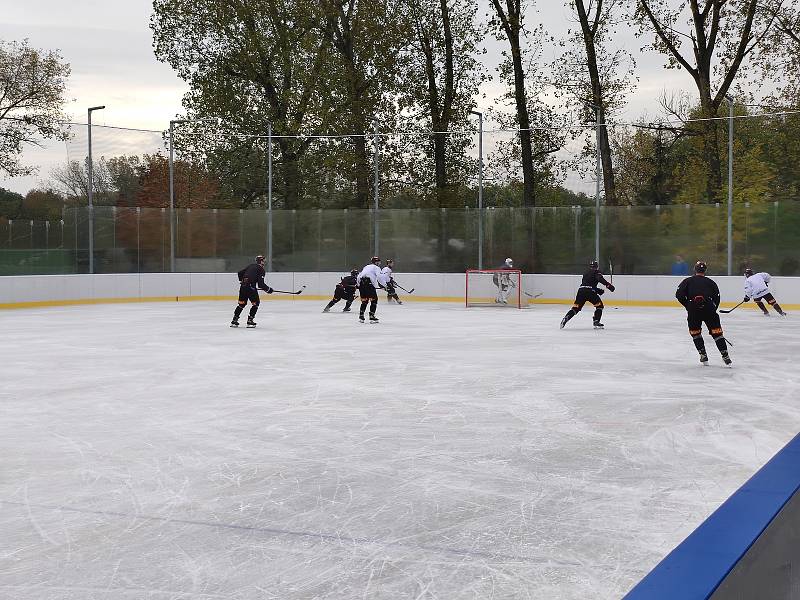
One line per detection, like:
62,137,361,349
323,269,359,312
231,255,273,327
560,260,615,329
676,261,731,365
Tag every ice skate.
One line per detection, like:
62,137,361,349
230,319,239,328
593,320,604,329
722,352,732,366
246,317,257,328
322,307,330,313
359,314,365,323
369,314,379,323
699,352,708,364
560,316,568,329
342,308,351,312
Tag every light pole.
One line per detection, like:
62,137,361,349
168,117,218,272
725,95,734,275
266,121,273,272
87,105,105,274
373,118,380,257
470,110,484,269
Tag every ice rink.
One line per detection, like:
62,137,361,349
1,299,798,599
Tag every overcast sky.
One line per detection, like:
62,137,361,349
0,0,693,195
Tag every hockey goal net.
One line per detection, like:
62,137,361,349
465,269,524,308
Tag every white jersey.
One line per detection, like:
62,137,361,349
358,264,386,288
745,272,771,299
381,266,393,282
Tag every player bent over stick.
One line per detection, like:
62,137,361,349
231,255,273,328
323,269,359,312
560,260,615,329
676,260,732,365
744,268,786,316
357,256,387,323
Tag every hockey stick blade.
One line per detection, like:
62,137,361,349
271,285,307,295
524,291,543,298
720,300,745,314
394,284,414,294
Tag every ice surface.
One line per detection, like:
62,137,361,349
0,300,798,599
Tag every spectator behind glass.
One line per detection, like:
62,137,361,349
671,255,689,276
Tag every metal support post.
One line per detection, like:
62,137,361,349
726,95,734,275
87,105,105,273
267,121,273,272
471,110,484,269
373,118,380,257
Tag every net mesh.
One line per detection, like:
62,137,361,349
465,269,523,308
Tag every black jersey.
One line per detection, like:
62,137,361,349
676,275,720,310
337,275,357,298
238,263,270,292
339,275,357,289
580,269,611,291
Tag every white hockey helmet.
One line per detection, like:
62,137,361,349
505,257,513,267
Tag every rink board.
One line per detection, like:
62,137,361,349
625,433,800,599
1,272,800,310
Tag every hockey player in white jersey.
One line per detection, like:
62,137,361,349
381,259,402,304
744,268,786,316
357,256,388,323
493,258,516,304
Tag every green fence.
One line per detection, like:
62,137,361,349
1,203,799,276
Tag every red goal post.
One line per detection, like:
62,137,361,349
465,269,524,308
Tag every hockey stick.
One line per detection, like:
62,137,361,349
524,291,543,298
720,300,745,314
609,258,613,284
394,283,415,294
270,285,307,295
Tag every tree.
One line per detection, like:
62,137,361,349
50,158,113,203
23,188,66,221
0,187,24,219
488,0,538,207
135,153,224,209
320,0,409,207
152,0,340,209
399,0,485,207
556,0,635,206
0,40,70,177
634,0,775,202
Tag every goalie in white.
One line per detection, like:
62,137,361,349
493,258,516,304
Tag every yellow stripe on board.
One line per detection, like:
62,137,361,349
0,295,797,311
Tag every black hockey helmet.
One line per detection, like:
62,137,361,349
694,260,707,273
588,260,599,269
255,255,266,265
744,268,754,277
385,258,394,266
371,256,380,265
350,268,358,277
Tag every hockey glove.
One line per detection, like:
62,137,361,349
607,284,615,292
266,287,274,294
743,296,750,302
596,288,605,296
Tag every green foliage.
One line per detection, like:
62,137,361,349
0,187,25,219
0,40,70,177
